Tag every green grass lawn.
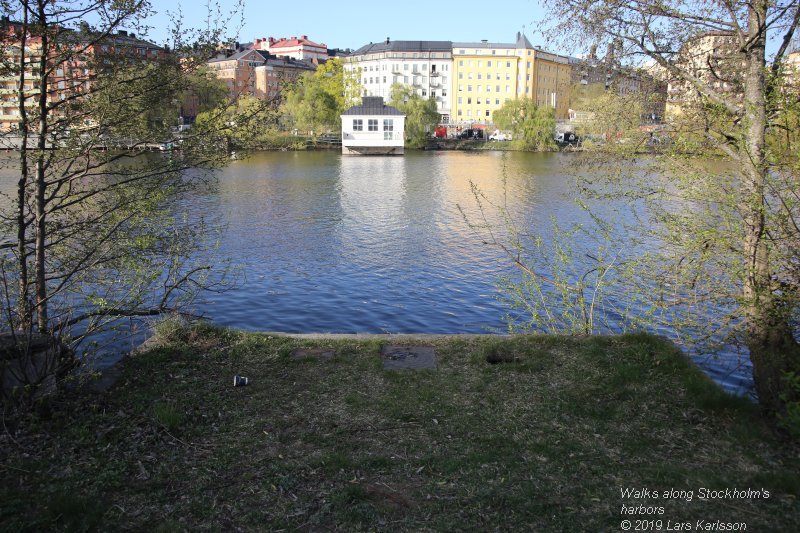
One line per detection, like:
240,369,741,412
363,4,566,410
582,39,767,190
1,324,798,531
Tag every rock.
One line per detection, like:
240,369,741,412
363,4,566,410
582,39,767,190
1,332,66,404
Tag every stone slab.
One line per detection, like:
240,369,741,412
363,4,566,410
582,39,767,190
291,348,335,360
381,345,437,370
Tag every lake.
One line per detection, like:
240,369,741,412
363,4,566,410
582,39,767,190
0,150,754,395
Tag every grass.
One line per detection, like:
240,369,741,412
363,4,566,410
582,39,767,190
1,326,798,531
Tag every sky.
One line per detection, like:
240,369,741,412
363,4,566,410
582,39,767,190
144,0,553,52
144,0,787,59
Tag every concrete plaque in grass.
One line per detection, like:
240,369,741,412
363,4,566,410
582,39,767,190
381,345,437,370
291,348,335,360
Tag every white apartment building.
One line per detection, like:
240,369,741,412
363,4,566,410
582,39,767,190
345,39,453,122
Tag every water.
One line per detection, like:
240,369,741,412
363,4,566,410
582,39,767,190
0,150,754,394
194,151,591,332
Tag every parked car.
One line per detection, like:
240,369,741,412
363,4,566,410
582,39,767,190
457,128,484,140
489,130,510,141
556,131,579,145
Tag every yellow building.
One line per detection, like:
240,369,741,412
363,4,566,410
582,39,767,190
451,33,571,124
785,50,800,92
665,31,741,118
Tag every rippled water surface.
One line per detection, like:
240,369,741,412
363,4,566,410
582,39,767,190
0,150,753,394
198,150,560,333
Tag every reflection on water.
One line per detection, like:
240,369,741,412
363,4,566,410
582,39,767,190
0,151,753,395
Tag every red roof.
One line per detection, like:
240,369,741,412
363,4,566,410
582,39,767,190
270,35,326,49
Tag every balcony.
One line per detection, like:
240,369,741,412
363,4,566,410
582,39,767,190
0,87,39,95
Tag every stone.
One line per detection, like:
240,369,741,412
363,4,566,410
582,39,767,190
1,332,62,403
381,345,437,370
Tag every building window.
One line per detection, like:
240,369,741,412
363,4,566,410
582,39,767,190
459,72,463,79
383,119,393,131
458,97,462,104
467,97,472,104
353,119,363,131
368,119,378,131
422,90,427,96
495,98,500,105
487,61,492,67
458,110,462,116
404,76,408,83
442,89,447,96
467,84,472,91
486,110,490,117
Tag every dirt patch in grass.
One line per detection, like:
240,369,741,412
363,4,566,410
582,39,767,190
1,327,798,531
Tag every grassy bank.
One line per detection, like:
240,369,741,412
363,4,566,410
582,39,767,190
1,325,798,531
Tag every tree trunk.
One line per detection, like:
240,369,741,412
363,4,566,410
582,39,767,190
741,2,800,414
34,1,49,332
16,5,30,330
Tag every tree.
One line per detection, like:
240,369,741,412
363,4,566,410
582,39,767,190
388,83,439,149
313,57,360,114
279,58,360,136
569,84,645,141
536,0,800,420
492,98,557,151
0,0,239,365
195,94,278,150
182,65,229,117
281,72,339,135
